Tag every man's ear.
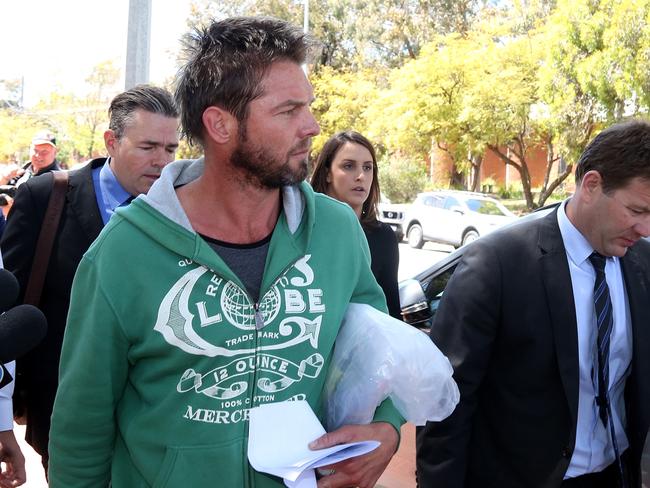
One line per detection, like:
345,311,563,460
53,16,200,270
202,106,237,144
581,170,603,200
104,129,118,157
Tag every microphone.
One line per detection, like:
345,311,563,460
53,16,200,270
0,268,19,314
0,304,47,363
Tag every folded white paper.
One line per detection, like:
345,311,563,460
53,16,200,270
247,400,379,487
284,468,317,488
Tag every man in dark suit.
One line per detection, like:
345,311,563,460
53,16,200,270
416,120,650,488
0,84,179,474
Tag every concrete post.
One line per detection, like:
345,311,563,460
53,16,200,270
125,0,152,89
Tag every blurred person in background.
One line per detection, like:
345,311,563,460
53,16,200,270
0,131,60,217
311,131,401,319
10,131,61,187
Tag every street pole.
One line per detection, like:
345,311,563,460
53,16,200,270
302,0,309,75
125,0,152,89
19,76,24,110
303,0,309,34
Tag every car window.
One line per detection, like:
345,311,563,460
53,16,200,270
431,196,444,208
443,196,460,209
422,195,444,208
424,264,458,320
466,198,507,216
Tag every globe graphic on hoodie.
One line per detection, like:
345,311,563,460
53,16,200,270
221,282,281,329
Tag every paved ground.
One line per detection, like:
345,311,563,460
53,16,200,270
377,423,416,488
397,242,453,281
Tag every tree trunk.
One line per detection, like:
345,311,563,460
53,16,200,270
487,143,536,210
541,138,554,194
449,162,465,189
469,153,482,192
519,163,535,209
535,137,573,207
537,163,573,207
436,142,468,190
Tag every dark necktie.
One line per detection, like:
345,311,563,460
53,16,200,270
588,252,612,427
588,252,627,487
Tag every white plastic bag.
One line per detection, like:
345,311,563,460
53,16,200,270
323,303,459,429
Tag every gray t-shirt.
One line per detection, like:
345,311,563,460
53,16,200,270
200,233,271,302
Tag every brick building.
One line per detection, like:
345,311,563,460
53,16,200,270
429,143,575,193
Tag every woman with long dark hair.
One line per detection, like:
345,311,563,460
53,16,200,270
310,131,400,319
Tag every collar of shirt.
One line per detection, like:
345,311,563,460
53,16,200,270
557,199,598,269
29,159,61,176
15,161,59,187
92,158,132,225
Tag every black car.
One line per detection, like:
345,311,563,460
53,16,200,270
398,204,557,329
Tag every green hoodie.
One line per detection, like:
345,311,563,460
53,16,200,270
48,158,404,487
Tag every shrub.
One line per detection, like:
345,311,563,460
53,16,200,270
378,154,428,203
497,184,523,200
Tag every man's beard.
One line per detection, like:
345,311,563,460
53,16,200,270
230,128,309,189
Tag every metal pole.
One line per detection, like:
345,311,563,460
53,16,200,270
302,0,309,75
303,0,309,34
125,0,152,89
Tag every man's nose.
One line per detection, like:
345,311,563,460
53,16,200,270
151,148,173,168
300,110,320,139
635,217,650,238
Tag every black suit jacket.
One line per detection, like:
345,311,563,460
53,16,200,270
1,158,105,456
416,209,650,487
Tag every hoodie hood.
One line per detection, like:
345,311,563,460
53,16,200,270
140,157,306,234
113,157,316,294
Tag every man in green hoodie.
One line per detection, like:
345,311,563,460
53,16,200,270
48,16,403,488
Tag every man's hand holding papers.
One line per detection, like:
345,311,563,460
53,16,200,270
309,421,398,488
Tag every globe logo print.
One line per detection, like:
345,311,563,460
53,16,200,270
221,282,281,329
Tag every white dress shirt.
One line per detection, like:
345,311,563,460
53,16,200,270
557,201,632,477
0,360,15,431
0,251,13,431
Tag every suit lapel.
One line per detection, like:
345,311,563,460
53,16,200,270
66,159,104,244
538,210,580,429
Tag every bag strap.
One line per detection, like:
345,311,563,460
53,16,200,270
23,171,69,306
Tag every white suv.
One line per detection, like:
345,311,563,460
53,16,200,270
404,190,517,249
378,196,408,242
